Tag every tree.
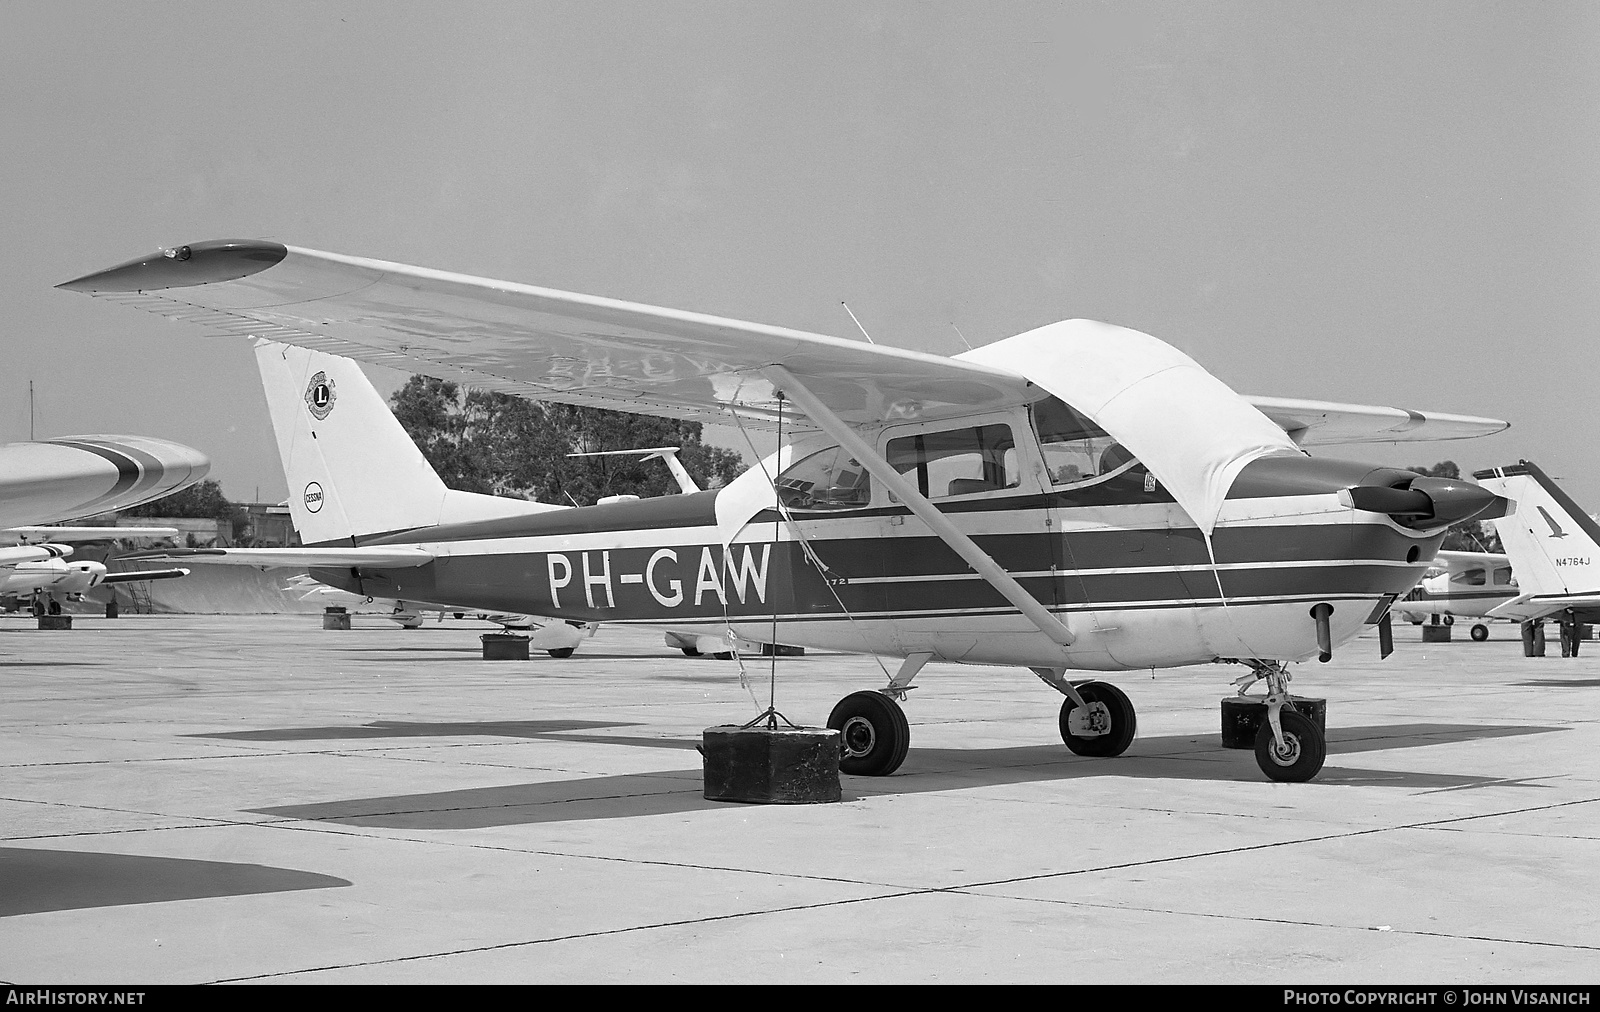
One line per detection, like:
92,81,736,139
121,479,240,521
389,380,747,505
1406,460,1503,552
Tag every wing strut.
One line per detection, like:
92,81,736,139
764,366,1075,651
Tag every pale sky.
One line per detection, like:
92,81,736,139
4,2,1596,505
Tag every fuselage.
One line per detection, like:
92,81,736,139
312,450,1442,671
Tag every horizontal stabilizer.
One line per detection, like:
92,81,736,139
1489,593,1600,623
123,546,436,569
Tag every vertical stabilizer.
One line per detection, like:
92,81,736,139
1475,461,1600,597
256,341,451,544
255,341,562,546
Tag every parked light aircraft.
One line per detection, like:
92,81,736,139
1474,461,1600,654
1391,549,1517,641
0,435,208,606
0,525,190,616
61,240,1514,782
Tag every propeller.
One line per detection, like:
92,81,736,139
1338,476,1511,529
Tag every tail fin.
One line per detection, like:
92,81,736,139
1474,461,1600,597
255,341,561,545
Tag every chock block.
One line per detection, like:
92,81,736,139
1220,696,1326,750
322,607,351,631
481,633,530,661
702,724,841,804
1421,624,1451,643
36,614,72,630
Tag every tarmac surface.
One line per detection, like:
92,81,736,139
1,613,1596,984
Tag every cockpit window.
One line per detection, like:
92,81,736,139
1452,568,1487,586
885,424,1018,499
1030,395,1136,486
775,446,872,511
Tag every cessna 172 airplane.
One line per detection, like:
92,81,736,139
61,239,1513,782
0,435,209,610
1475,461,1600,655
1391,549,1517,641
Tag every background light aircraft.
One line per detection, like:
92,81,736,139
0,525,189,615
1475,461,1600,656
62,240,1513,782
1391,549,1518,642
0,435,209,608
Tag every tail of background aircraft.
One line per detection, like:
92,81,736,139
1474,461,1600,599
255,340,563,546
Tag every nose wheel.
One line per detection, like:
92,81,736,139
827,690,910,776
1254,707,1325,782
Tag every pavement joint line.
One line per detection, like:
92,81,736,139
208,888,935,983
945,793,1600,893
969,892,1600,954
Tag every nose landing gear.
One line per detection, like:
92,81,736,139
1230,660,1327,782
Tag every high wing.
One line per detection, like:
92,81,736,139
125,546,435,569
0,436,210,529
58,240,1507,442
1244,396,1509,445
59,241,1030,431
3,526,180,545
1433,549,1512,570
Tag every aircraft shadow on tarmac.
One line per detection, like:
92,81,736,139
236,720,1565,831
1513,678,1600,688
0,847,350,917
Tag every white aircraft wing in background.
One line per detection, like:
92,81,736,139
2,526,180,544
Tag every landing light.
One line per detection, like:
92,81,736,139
161,246,191,261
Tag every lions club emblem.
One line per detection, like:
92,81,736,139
305,372,337,420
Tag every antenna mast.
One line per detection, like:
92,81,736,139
840,302,875,345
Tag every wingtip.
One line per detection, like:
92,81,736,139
57,239,288,293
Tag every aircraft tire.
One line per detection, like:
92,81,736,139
711,651,734,660
1059,681,1137,757
1470,624,1489,642
1253,708,1325,783
828,690,909,776
680,647,702,657
547,647,575,658
1443,614,1455,626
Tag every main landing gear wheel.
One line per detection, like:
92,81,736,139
828,690,910,776
1058,681,1137,757
547,647,575,658
680,647,701,657
1253,708,1326,783
1471,624,1490,642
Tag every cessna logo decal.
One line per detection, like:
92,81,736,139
305,372,337,420
304,481,325,513
546,545,771,610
